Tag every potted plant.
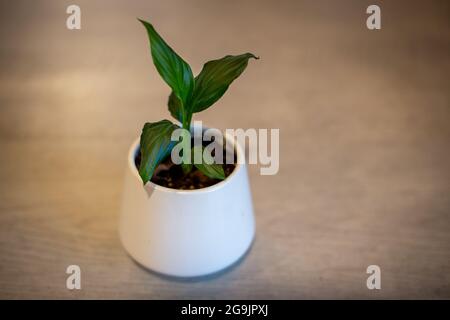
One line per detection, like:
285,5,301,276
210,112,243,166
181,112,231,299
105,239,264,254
119,19,258,277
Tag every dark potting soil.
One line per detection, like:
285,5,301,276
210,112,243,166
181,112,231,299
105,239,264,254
134,144,236,190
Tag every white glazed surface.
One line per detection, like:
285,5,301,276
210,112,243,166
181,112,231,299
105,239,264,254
119,134,255,277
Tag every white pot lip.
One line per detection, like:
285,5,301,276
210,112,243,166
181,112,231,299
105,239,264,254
127,128,244,194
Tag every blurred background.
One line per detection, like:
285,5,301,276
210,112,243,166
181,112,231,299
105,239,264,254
0,0,449,298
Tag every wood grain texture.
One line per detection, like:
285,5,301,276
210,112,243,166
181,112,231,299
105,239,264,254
0,0,449,299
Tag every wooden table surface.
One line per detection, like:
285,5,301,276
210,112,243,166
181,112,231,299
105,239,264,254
1,0,449,299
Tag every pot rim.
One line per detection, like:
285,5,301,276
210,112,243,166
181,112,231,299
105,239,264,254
127,129,244,194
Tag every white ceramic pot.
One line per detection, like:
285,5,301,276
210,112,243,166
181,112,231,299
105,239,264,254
119,131,255,277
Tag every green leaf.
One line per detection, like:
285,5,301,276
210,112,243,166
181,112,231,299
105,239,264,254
190,53,258,113
139,19,194,109
139,120,179,184
168,92,183,123
195,162,225,180
192,145,225,180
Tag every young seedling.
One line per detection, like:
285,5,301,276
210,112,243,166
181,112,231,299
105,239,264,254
137,19,258,186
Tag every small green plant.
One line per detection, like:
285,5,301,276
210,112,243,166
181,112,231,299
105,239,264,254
137,19,258,185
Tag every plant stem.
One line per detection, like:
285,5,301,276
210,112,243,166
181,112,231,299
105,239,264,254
182,113,192,131
181,111,193,174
